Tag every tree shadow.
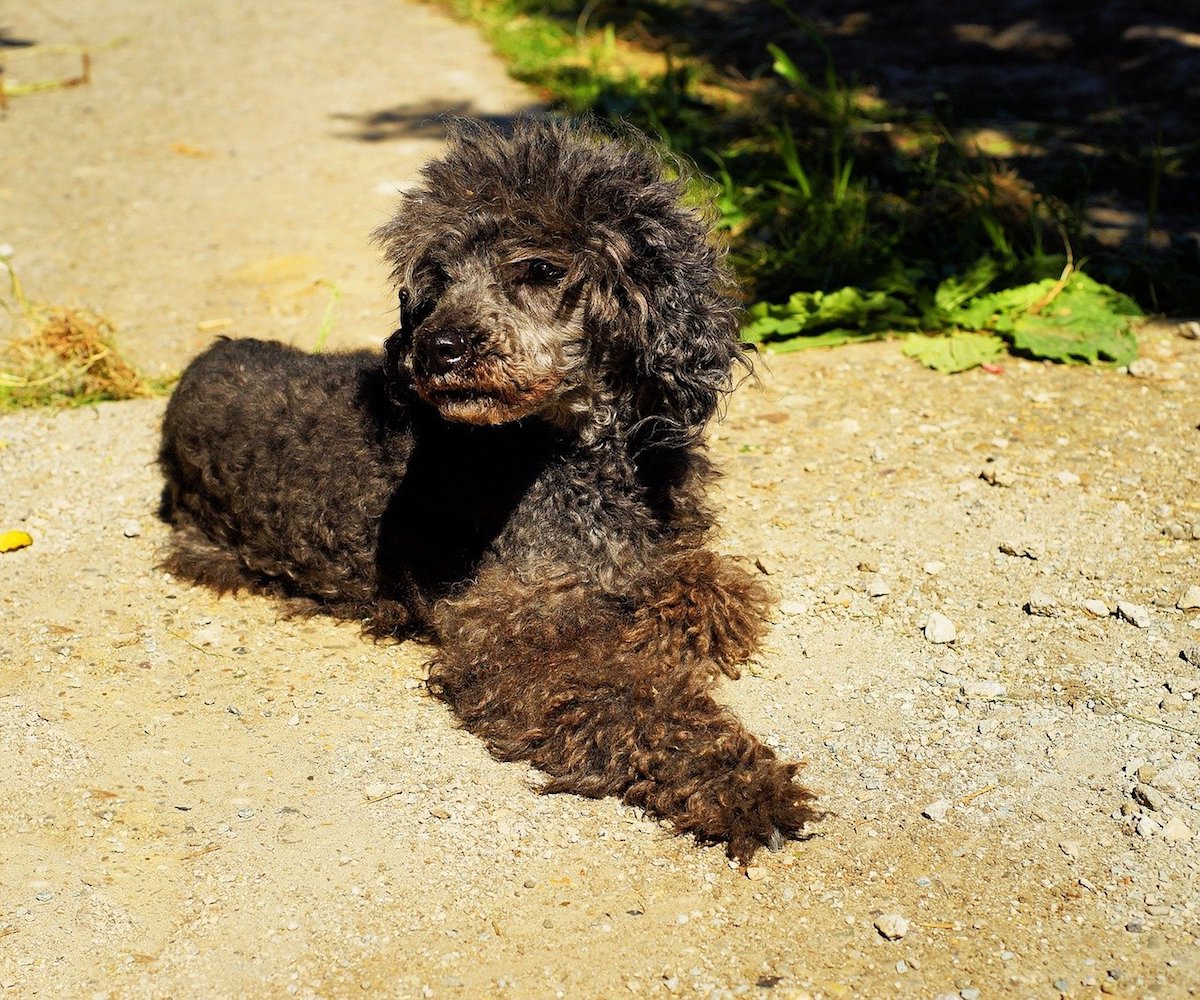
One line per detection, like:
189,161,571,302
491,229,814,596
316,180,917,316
538,0,1200,306
331,102,538,143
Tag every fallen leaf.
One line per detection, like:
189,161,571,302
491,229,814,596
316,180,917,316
0,529,33,552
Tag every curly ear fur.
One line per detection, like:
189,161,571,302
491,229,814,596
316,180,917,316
373,116,749,443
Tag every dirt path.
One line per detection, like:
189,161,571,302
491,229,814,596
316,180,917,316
2,0,532,373
3,4,1200,999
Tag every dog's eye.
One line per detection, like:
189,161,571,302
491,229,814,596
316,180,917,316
521,259,566,285
398,288,410,307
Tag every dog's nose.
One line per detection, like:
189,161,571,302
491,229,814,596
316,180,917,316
418,330,471,375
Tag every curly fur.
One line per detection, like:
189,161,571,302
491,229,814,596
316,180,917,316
159,118,819,862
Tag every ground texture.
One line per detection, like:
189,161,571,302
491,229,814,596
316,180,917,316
3,2,1200,998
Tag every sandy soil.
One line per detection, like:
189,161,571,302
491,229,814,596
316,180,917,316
3,3,1200,999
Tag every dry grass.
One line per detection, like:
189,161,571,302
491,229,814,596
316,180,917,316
1,259,171,412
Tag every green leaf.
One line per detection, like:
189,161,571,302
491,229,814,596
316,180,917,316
946,272,1142,365
932,256,1001,314
742,285,910,345
902,332,1005,373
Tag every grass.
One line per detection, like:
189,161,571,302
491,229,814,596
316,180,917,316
1,257,171,412
433,0,1158,371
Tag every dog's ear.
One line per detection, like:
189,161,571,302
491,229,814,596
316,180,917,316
588,210,747,444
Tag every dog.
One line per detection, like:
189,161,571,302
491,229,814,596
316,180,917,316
159,118,818,862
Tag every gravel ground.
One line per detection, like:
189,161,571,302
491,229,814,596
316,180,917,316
3,326,1199,999
3,1,1200,997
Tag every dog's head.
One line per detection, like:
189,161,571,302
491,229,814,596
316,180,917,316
375,118,746,443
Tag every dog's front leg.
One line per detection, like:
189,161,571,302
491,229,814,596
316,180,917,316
428,569,817,862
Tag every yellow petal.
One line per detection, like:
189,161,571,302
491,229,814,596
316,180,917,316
0,530,33,553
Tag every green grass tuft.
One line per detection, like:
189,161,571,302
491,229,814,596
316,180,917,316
435,0,1151,370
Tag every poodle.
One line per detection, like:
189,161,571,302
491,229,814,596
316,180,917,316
159,118,819,862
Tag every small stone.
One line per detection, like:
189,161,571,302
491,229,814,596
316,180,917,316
365,782,388,799
1082,599,1111,618
923,560,945,575
866,576,891,597
1125,918,1145,933
961,680,1007,700
874,913,909,940
1054,470,1081,485
430,808,451,820
824,589,853,608
1161,816,1192,843
960,989,981,1000
922,798,952,822
745,865,767,882
924,613,957,645
1026,591,1058,616
1182,644,1200,666
980,463,1016,487
779,600,809,617
999,541,1040,559
1058,841,1080,859
1136,764,1159,784
1178,320,1200,340
857,560,879,573
1053,979,1071,993
1135,815,1157,838
1177,585,1200,611
1116,601,1151,628
1151,761,1199,795
1127,357,1159,378
1160,693,1187,713
1133,784,1167,811
121,520,142,538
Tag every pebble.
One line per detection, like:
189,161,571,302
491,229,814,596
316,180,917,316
1159,693,1187,713
779,600,809,617
980,464,1016,487
1161,816,1192,843
1127,357,1159,379
1082,599,1111,618
961,680,1007,700
1027,591,1058,616
1152,761,1199,794
960,989,981,1000
999,541,1040,559
924,613,957,645
1183,644,1200,666
1055,470,1081,485
1177,585,1200,611
1125,918,1145,933
1179,320,1200,340
922,799,952,822
866,576,891,597
874,913,909,940
1135,815,1157,838
923,560,945,575
745,866,767,882
1116,602,1151,628
1133,784,1167,812
121,520,142,538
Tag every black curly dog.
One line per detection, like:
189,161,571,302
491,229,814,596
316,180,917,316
159,118,818,861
